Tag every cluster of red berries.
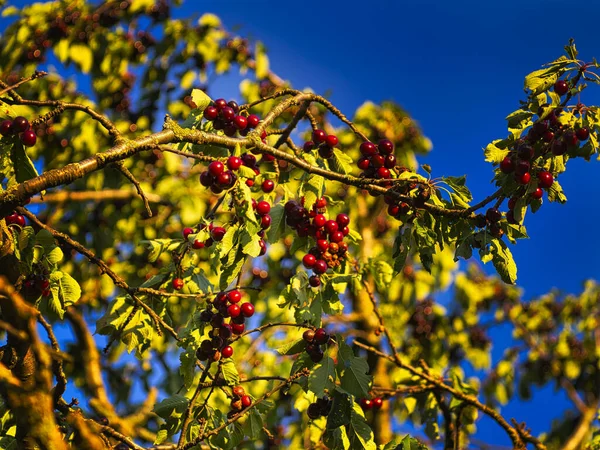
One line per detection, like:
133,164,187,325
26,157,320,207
307,396,332,420
359,397,384,411
471,207,504,239
499,137,558,189
180,223,227,255
284,197,349,287
303,129,339,159
302,327,330,363
468,325,491,350
0,116,37,147
4,211,26,227
195,290,255,361
228,385,253,418
199,156,242,194
203,98,261,138
252,199,272,232
357,139,396,180
408,298,439,341
23,275,51,297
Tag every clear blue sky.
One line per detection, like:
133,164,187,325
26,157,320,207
195,0,600,446
3,0,600,446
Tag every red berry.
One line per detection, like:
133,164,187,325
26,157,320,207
384,154,397,168
312,129,327,144
357,157,370,170
372,397,383,410
360,399,373,410
313,214,326,228
324,220,339,234
228,290,242,303
552,139,567,155
554,80,569,96
233,115,247,130
256,201,271,216
303,141,315,152
241,302,255,318
231,323,245,335
260,215,271,229
388,204,400,217
376,167,390,179
486,208,502,223
216,171,233,187
537,171,554,189
232,386,245,397
220,106,235,121
543,130,555,143
208,161,225,177
172,278,184,290
247,114,260,128
0,120,13,136
336,213,350,227
507,198,517,210
531,188,543,200
314,328,329,344
325,135,338,148
516,172,531,185
309,275,321,287
378,139,394,155
21,129,37,146
39,279,50,290
192,239,205,249
204,106,218,120
330,231,344,243
214,98,227,109
200,171,213,187
360,142,377,156
12,116,29,133
316,239,329,252
183,227,194,239
371,154,385,168
318,146,334,159
262,179,275,193
303,254,316,268
313,260,328,275
211,227,226,241
576,127,589,141
221,346,234,358
500,156,514,174
227,156,242,171
241,395,252,408
315,197,327,208
227,304,241,319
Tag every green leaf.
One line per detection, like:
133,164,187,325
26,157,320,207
153,395,189,418
309,356,336,397
10,140,38,183
276,338,306,356
323,427,350,450
524,66,562,95
221,359,239,385
383,435,429,450
219,249,246,290
490,238,517,284
442,175,472,203
326,391,352,430
330,149,354,174
348,404,376,450
58,272,81,306
483,141,509,164
254,42,270,79
244,408,263,439
300,174,325,210
140,239,182,263
392,227,411,274
46,246,63,264
336,339,371,398
267,204,285,243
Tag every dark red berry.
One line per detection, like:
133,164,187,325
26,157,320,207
324,220,339,234
543,130,555,143
315,197,327,208
241,395,252,408
309,275,321,287
172,278,184,290
384,154,396,168
318,146,334,159
231,323,245,335
357,157,370,170
336,213,350,227
0,120,14,136
183,227,194,239
214,98,227,109
500,156,514,174
313,260,328,275
330,231,344,243
360,142,377,156
554,80,569,96
216,171,232,187
576,127,589,141
303,329,315,342
247,114,260,128
377,167,390,179
233,115,247,130
303,253,316,268
517,144,534,161
220,106,235,121
221,346,234,358
531,188,543,200
303,141,315,152
507,198,517,210
537,171,553,189
208,161,225,177
516,172,531,185
260,214,271,229
262,179,275,193
192,239,205,249
312,129,327,144
378,139,394,155
325,135,338,148
241,302,255,318
307,403,321,419
200,171,213,187
204,106,218,120
515,160,530,176
371,154,385,168
314,328,329,345
360,399,373,410
211,227,226,241
12,116,29,133
372,397,383,410
313,214,326,228
552,138,567,156
486,208,502,223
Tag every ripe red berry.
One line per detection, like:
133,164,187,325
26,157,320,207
552,139,567,156
537,171,554,189
507,198,517,210
324,220,339,234
313,214,326,228
231,323,245,335
227,290,242,303
260,214,271,229
554,79,569,96
211,227,226,241
325,135,338,148
372,397,383,410
376,167,390,179
500,156,514,174
336,213,350,227
241,395,252,408
313,260,328,275
214,98,227,109
204,106,218,120
192,239,205,249
486,208,502,223
227,156,242,170
371,154,385,168
330,231,344,243
384,154,396,168
531,188,543,200
312,129,327,144
221,346,234,358
314,328,329,345
12,116,29,133
0,119,13,136
227,304,241,319
241,302,255,318
172,278,184,290
233,115,247,130
199,171,213,187
303,253,316,268
360,142,377,156
516,172,531,185
357,157,370,170
378,139,394,155
303,141,315,152
262,179,275,193
543,130,555,143
256,201,271,216
208,161,225,177
220,106,235,121
22,129,37,146
576,127,589,141
39,279,50,290
309,275,321,287
316,239,329,252
216,171,232,187
247,114,260,128
315,197,327,209
360,399,373,410
183,227,194,239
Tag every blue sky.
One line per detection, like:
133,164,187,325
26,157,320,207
3,0,600,446
195,0,600,446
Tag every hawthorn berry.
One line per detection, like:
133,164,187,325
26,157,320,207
486,208,502,223
303,141,315,152
214,98,227,109
227,156,242,170
208,161,225,177
325,134,338,148
537,171,554,189
314,328,329,345
516,172,531,185
192,239,205,249
552,139,567,155
378,139,394,155
221,346,234,358
231,322,245,335
241,302,255,318
172,278,184,290
241,395,252,408
500,156,514,174
303,329,315,342
228,290,242,303
260,215,271,229
247,114,260,128
330,231,344,243
233,115,247,130
313,260,328,275
360,141,377,156
554,79,569,96
312,129,327,144
227,304,241,319
183,227,194,239
372,397,383,410
531,188,543,200
360,399,373,410
204,106,218,120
